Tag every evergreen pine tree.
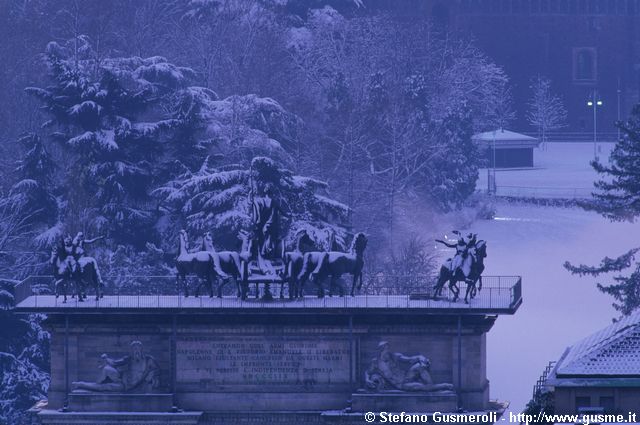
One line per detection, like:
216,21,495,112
25,39,193,246
10,133,58,234
425,108,480,211
26,38,299,248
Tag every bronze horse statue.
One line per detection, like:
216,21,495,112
50,244,79,303
282,230,316,299
201,231,242,298
295,229,341,298
76,256,102,301
176,230,227,297
434,240,487,303
299,232,368,298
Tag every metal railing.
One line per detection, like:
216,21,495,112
522,132,619,143
494,185,593,199
532,360,556,399
12,274,522,312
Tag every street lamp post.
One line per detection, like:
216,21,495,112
492,129,496,193
487,130,497,194
587,91,603,161
617,78,621,140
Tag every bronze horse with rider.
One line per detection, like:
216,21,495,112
50,233,103,302
434,232,487,303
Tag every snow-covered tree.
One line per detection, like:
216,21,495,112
0,195,41,279
173,0,289,95
157,156,350,249
586,104,640,221
484,83,516,132
527,76,567,146
565,249,640,317
9,134,58,233
291,12,506,221
25,38,197,246
0,281,49,425
423,108,480,211
565,105,640,316
26,36,303,249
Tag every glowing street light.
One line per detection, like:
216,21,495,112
587,91,603,160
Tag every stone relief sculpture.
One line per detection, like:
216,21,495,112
71,354,125,392
364,341,455,393
72,341,160,393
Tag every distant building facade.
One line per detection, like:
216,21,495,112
368,0,640,135
544,310,640,414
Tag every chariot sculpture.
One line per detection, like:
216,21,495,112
173,169,369,300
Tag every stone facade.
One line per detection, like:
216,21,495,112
41,309,496,422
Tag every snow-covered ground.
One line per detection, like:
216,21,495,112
477,142,614,198
472,201,637,413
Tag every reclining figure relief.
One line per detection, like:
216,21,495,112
364,341,455,393
71,341,160,394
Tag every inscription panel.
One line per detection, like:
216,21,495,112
177,336,351,386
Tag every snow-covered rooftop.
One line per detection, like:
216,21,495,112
473,129,539,149
554,310,640,376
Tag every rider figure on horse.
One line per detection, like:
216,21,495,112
72,232,104,284
50,232,104,282
463,232,478,269
51,235,79,275
435,231,478,277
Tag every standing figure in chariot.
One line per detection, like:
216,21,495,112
251,183,281,259
250,183,288,274
51,235,78,275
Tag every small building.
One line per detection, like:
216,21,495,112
473,129,540,168
544,310,640,414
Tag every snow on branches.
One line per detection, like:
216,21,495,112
23,37,301,248
565,249,640,317
157,156,350,249
527,76,567,145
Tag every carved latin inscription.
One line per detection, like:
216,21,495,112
177,336,350,386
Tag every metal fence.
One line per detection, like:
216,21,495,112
522,132,618,143
13,274,522,311
494,185,592,199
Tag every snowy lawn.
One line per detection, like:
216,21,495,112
471,201,637,413
477,142,614,198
